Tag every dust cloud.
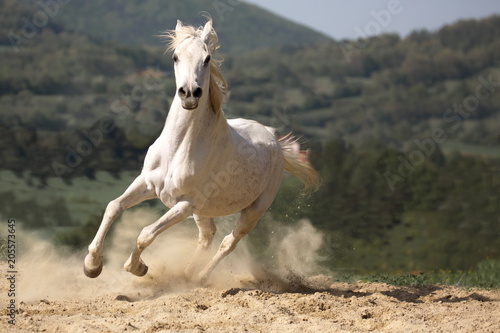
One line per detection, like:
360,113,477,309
16,208,331,302
8,210,500,333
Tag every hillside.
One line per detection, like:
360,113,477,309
2,2,499,176
25,0,331,53
225,15,500,149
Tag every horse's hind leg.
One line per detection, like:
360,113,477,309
84,174,154,278
195,205,264,283
196,175,282,283
185,215,216,276
124,200,193,276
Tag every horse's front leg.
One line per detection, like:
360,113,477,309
124,200,193,276
185,215,216,277
84,174,154,278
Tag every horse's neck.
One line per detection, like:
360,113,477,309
162,97,229,154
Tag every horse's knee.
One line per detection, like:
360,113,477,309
137,226,155,249
106,199,122,216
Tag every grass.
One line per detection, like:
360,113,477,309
0,170,139,226
422,260,500,289
332,259,500,289
441,140,500,158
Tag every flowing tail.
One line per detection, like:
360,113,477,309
278,134,320,193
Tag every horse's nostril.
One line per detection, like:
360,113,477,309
193,87,203,98
178,87,186,97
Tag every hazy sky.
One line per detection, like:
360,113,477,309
244,0,500,40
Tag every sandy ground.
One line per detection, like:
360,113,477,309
1,212,499,332
2,277,499,333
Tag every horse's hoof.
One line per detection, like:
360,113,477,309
135,263,148,277
125,260,149,277
83,261,103,278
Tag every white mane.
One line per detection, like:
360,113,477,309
162,18,228,116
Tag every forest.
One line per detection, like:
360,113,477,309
0,0,498,277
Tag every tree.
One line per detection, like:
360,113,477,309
434,48,469,79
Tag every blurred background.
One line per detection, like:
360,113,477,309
0,0,499,285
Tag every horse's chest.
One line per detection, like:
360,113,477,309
143,153,194,201
164,155,215,201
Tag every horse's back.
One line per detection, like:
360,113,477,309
228,117,283,172
227,118,279,149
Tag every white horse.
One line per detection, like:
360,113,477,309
83,19,319,283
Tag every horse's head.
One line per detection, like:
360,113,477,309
171,20,213,111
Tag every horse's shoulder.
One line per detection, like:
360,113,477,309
142,139,164,171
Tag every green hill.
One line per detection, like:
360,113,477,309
38,0,330,53
2,0,499,174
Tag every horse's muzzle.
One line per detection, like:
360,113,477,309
182,97,199,110
178,86,202,110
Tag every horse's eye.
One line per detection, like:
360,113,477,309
203,55,211,66
173,54,178,63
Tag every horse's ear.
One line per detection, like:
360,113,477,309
200,20,212,43
175,20,183,31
